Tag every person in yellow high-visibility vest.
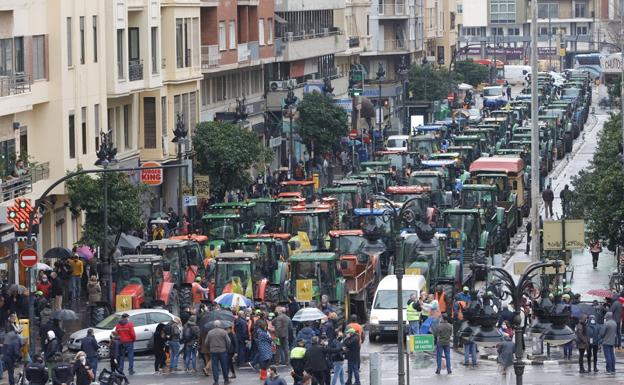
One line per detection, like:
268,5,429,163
406,293,422,335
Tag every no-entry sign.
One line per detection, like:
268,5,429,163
19,248,38,268
141,161,163,186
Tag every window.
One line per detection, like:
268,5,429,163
68,113,75,159
92,16,98,62
507,28,520,36
94,104,100,149
450,12,456,29
129,314,147,326
124,104,131,149
538,3,559,18
144,97,157,149
259,19,265,46
576,26,588,35
0,39,13,76
128,28,140,80
491,27,503,36
79,16,85,64
67,17,72,66
229,21,236,50
117,29,124,78
176,18,183,68
81,107,87,155
539,27,549,36
161,96,167,151
268,18,273,44
218,22,226,51
184,18,190,67
33,36,45,79
575,3,586,18
14,37,23,73
151,27,158,74
490,0,515,24
148,312,172,324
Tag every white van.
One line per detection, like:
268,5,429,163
386,135,409,152
369,274,426,341
504,65,531,85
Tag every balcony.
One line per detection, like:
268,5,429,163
129,60,144,81
381,39,408,52
0,74,32,97
373,1,408,17
277,30,346,62
201,45,221,69
0,162,49,203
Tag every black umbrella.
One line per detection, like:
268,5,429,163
199,310,235,332
51,309,78,321
43,247,72,260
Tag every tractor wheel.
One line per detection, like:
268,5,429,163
333,303,346,330
167,288,180,316
266,285,281,304
179,285,193,309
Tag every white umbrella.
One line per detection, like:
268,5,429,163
36,262,52,271
150,217,169,224
458,83,473,90
292,307,326,322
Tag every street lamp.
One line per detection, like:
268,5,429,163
369,194,421,385
284,86,298,178
375,63,385,161
397,57,410,135
94,130,117,302
470,260,573,385
172,112,188,220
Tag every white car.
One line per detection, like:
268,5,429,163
68,309,178,359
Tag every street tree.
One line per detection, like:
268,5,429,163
296,91,348,155
67,170,151,248
194,121,273,199
570,113,624,250
407,64,458,101
454,59,489,87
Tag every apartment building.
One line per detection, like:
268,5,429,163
458,0,608,68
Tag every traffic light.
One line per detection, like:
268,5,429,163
348,69,364,97
7,198,38,241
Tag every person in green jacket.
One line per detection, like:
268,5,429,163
432,314,453,375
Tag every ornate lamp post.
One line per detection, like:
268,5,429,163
284,87,298,178
369,194,422,385
397,57,409,135
374,63,385,161
94,131,117,301
172,113,188,218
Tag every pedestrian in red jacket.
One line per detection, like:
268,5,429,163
114,314,136,375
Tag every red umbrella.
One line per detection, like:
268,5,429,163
587,289,614,298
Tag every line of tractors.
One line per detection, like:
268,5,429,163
110,69,594,326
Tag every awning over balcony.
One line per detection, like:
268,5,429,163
290,59,318,77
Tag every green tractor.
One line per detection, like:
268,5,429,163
441,209,494,283
280,205,335,252
319,186,364,229
288,251,347,321
202,213,257,252
210,251,289,304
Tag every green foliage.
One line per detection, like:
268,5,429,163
454,60,490,87
607,74,621,107
193,121,273,199
296,92,348,154
570,113,624,250
66,169,151,249
407,64,458,102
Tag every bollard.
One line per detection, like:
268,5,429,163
370,352,382,385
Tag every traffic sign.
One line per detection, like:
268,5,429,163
349,130,358,139
183,195,198,207
296,279,313,301
412,334,434,352
19,248,38,268
140,161,163,186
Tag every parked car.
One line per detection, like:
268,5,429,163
68,309,178,359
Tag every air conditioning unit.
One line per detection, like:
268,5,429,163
269,81,286,91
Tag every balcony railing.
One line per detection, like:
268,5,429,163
0,162,49,203
349,36,360,48
129,60,143,81
201,45,221,69
382,39,407,51
374,1,407,16
0,73,32,97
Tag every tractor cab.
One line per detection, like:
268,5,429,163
280,205,333,251
320,186,363,228
141,239,204,287
378,150,410,171
408,134,441,159
409,170,452,208
446,146,477,166
360,160,392,172
113,254,165,310
208,201,266,233
278,180,315,201
230,233,291,262
469,156,527,216
288,252,346,306
248,198,282,232
452,135,487,158
420,159,460,190
201,213,247,252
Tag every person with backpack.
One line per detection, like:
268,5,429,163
183,316,200,373
109,331,122,373
166,318,183,372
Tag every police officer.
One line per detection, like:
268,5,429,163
25,355,49,385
